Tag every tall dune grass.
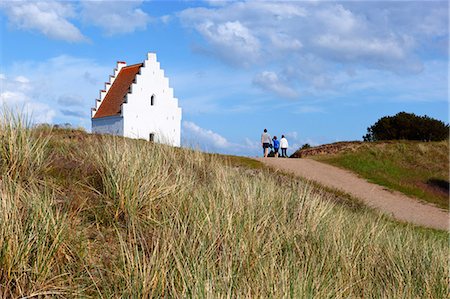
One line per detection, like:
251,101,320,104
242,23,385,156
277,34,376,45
89,137,447,298
0,108,49,180
0,111,84,298
0,111,447,297
0,178,77,297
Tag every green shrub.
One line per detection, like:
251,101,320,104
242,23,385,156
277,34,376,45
363,112,449,141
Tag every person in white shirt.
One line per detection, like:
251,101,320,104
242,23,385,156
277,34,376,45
261,128,272,158
280,135,289,157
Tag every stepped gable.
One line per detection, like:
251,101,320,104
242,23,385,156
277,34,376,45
93,63,143,119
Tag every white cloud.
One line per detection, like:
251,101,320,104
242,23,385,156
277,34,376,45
0,91,28,105
194,20,261,67
315,4,361,34
285,131,298,140
24,102,56,124
416,7,448,36
2,55,111,127
284,131,320,149
178,1,447,96
0,73,33,105
253,71,298,99
269,32,302,51
0,75,55,124
182,121,261,155
179,2,306,67
14,75,30,84
244,137,260,150
313,34,423,73
183,121,230,148
160,15,172,24
0,1,86,42
80,0,150,35
0,0,152,41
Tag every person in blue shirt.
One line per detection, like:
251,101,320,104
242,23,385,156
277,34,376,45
272,136,280,158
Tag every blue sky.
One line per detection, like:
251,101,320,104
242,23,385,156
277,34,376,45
0,1,448,156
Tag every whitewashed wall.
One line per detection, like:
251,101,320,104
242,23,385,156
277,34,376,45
92,116,123,135
122,53,182,146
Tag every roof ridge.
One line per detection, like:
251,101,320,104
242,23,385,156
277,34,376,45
123,63,143,69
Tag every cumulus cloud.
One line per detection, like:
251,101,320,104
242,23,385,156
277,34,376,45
0,74,32,105
0,0,152,41
24,102,56,124
253,71,298,99
178,1,447,96
284,131,320,150
268,32,302,51
180,1,444,69
0,74,56,124
183,121,230,148
160,15,172,24
2,55,111,127
194,20,261,67
315,4,362,34
285,131,298,140
0,1,86,42
80,0,150,35
179,2,306,67
0,91,29,105
182,121,260,155
14,76,30,84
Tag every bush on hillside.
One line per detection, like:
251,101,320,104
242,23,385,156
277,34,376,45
300,143,311,150
363,112,449,141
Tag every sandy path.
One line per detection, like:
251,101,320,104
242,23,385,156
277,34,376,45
256,158,448,231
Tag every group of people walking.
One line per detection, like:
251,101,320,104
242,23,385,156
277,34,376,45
261,128,289,158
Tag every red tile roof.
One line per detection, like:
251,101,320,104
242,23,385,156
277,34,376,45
93,63,143,119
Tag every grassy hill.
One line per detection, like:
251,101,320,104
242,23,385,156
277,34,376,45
293,141,449,210
0,113,448,297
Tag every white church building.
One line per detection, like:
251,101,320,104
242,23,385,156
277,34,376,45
91,52,182,146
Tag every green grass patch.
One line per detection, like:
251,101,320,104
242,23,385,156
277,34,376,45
314,141,449,210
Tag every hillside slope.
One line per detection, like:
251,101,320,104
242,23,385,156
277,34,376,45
257,157,448,230
0,116,447,297
293,141,449,210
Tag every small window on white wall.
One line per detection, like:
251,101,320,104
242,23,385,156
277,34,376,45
151,94,155,106
149,133,155,142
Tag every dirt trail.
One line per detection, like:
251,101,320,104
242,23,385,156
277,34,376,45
257,158,448,231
